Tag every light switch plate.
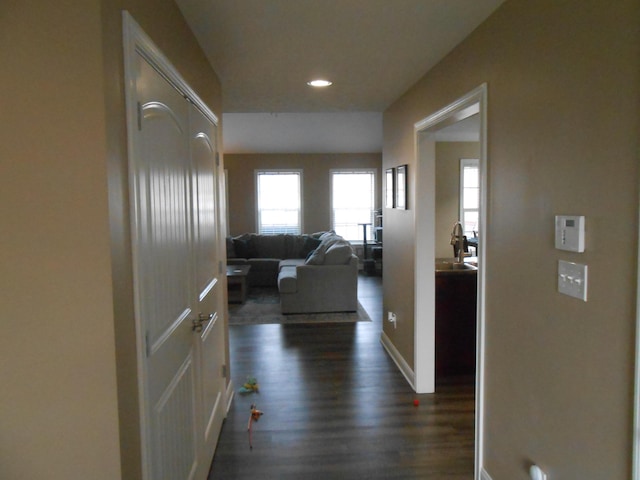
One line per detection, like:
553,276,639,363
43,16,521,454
558,260,588,301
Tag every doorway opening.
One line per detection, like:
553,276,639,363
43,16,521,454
413,84,487,476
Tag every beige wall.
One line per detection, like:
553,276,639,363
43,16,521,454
1,1,223,479
225,153,382,236
1,2,120,479
383,0,639,478
435,142,480,258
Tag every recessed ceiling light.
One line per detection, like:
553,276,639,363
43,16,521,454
307,79,332,88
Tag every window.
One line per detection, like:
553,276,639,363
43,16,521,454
460,159,480,237
331,169,376,242
255,170,302,234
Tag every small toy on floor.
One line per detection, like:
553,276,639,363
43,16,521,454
238,376,259,394
248,404,264,449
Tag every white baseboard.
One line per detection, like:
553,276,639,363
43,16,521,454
380,331,416,390
480,467,493,480
225,380,234,415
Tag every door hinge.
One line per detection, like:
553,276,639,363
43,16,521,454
136,101,142,131
215,152,220,167
218,260,223,274
221,364,227,378
145,331,150,357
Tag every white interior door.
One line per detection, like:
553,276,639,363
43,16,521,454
130,53,230,480
124,14,227,479
189,103,226,478
133,54,199,479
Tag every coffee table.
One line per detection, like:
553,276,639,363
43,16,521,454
226,265,251,303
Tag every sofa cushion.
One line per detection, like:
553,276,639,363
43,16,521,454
233,236,257,258
324,242,354,265
277,266,297,294
227,258,248,266
279,258,306,270
247,258,281,272
253,234,287,259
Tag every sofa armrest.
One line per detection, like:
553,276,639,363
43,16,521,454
279,255,358,314
295,259,357,286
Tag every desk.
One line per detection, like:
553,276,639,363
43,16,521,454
226,265,251,303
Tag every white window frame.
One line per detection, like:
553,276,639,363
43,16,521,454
330,168,377,243
255,169,303,235
460,158,480,237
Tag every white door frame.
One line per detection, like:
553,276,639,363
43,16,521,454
123,12,222,479
633,187,640,479
413,84,488,479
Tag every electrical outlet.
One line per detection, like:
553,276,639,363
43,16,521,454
388,311,397,329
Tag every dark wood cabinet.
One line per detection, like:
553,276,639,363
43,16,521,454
435,270,477,379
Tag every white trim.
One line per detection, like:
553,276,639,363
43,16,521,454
149,307,192,355
225,380,235,415
254,169,304,234
329,168,377,242
476,84,489,480
415,98,480,132
413,133,436,393
459,158,480,237
204,392,223,441
122,13,152,478
413,84,488,479
123,12,217,126
198,277,218,303
380,331,416,390
480,468,494,480
633,170,640,479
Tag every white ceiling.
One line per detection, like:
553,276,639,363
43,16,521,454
222,112,382,154
175,0,503,152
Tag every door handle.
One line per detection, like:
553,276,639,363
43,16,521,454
192,312,213,332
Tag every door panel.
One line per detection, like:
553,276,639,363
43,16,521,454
189,104,226,478
134,55,198,479
154,356,197,479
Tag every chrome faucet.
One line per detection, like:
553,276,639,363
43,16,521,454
450,221,465,264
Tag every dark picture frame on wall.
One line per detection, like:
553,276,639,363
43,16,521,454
385,168,395,208
396,164,407,210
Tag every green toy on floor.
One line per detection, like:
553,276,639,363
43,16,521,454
238,376,259,394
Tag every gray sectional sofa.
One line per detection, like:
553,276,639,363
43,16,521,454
226,231,358,314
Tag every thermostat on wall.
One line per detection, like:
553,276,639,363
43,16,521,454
555,215,585,252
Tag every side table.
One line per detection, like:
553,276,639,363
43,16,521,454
226,265,251,304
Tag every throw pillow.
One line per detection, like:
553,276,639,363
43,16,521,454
304,246,325,265
233,237,257,258
226,236,236,258
318,231,337,241
299,236,321,258
324,242,354,265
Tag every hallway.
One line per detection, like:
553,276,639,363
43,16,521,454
209,274,475,479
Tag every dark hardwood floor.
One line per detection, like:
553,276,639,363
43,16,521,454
209,273,475,479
